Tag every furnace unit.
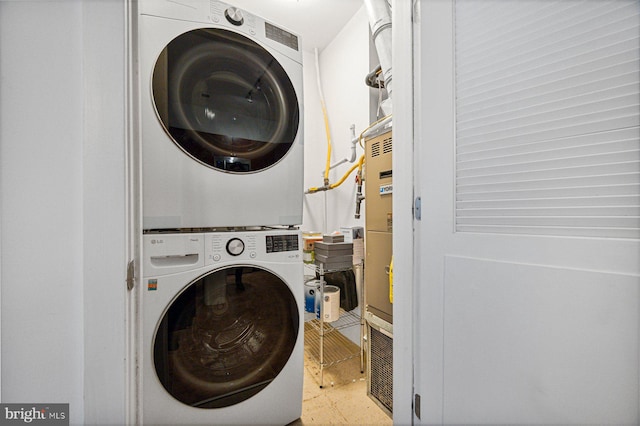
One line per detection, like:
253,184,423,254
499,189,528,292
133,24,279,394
364,129,393,415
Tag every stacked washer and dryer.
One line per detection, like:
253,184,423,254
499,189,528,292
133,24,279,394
136,1,304,424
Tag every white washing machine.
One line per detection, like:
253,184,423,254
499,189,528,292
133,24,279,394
141,228,303,424
138,0,304,230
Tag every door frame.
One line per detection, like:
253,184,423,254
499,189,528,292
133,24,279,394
391,0,415,424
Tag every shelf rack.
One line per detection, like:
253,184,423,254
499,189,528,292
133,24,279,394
303,261,364,388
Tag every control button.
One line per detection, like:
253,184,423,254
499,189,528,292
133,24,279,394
225,7,244,26
213,254,221,262
250,251,256,259
226,238,245,256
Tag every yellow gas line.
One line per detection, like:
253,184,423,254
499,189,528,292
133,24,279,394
305,48,391,195
321,101,332,186
328,154,365,189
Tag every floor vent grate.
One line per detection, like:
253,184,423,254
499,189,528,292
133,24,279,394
368,324,393,413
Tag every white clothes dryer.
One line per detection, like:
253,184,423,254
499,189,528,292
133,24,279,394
141,228,303,425
138,0,303,230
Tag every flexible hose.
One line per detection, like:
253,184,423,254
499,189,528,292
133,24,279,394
305,114,390,194
306,154,364,194
358,114,392,149
315,48,332,185
303,100,391,194
329,154,365,190
323,115,391,191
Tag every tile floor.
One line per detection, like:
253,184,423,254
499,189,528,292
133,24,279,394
288,329,392,425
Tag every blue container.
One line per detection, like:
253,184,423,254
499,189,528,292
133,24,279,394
304,279,319,313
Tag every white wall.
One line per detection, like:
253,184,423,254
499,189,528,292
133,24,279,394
302,6,371,235
0,1,85,421
301,6,371,344
82,1,127,424
0,1,127,424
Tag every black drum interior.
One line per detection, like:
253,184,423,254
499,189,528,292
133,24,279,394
152,28,299,173
153,266,299,408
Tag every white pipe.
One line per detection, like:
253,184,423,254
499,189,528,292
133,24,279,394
328,124,358,170
315,47,333,184
314,48,327,111
348,124,358,163
323,191,328,234
364,0,393,114
362,115,393,140
329,159,348,170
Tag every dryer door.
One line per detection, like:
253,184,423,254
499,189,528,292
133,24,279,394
153,266,299,408
152,28,300,173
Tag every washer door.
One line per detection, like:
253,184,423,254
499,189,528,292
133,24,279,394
153,266,299,408
152,28,300,173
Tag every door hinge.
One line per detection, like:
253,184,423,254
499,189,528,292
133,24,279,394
414,196,422,220
414,393,421,419
126,260,135,291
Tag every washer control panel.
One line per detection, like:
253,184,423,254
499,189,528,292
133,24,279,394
265,234,299,253
224,6,244,26
205,230,301,264
142,233,205,277
226,237,245,256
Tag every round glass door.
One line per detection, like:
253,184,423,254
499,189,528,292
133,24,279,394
153,266,299,408
152,28,300,173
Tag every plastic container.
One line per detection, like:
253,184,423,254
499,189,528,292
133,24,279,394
304,279,319,313
316,285,340,322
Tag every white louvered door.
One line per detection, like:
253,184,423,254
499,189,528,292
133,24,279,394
454,0,639,239
411,0,640,424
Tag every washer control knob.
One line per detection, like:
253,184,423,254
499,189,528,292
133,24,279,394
225,7,244,26
226,238,245,256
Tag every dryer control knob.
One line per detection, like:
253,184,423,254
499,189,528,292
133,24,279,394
226,238,245,256
225,7,244,26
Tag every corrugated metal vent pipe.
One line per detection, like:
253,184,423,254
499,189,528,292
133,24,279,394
364,0,392,114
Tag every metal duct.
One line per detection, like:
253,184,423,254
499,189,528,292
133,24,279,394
364,0,392,114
